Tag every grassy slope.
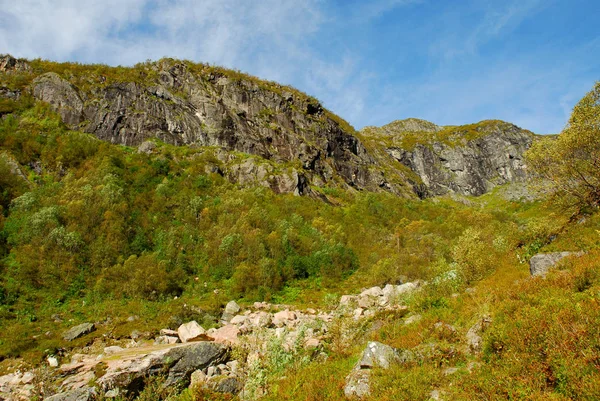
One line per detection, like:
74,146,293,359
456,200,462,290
1,60,599,401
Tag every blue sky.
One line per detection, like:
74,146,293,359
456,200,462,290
1,0,598,134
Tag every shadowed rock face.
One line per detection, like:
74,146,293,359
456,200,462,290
27,58,402,195
2,55,535,197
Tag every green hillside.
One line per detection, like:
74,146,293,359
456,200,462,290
1,56,600,400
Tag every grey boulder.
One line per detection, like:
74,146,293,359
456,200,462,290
62,323,95,341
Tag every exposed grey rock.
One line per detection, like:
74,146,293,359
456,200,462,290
272,309,296,327
104,388,120,398
530,252,583,276
27,59,401,196
344,341,401,399
344,369,371,399
466,315,493,353
0,152,30,185
211,324,240,345
164,342,229,387
212,376,242,394
190,369,207,387
63,323,95,341
97,341,228,393
33,73,85,126
366,119,535,197
138,141,156,154
44,387,96,401
404,314,422,325
103,346,123,355
154,335,180,345
221,300,242,323
358,341,400,369
160,328,179,336
0,54,31,72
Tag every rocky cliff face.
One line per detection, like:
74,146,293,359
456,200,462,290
361,119,535,196
0,55,412,196
1,55,536,198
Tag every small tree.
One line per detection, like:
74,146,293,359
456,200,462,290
526,82,600,214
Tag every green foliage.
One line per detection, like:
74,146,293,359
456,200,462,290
526,81,600,214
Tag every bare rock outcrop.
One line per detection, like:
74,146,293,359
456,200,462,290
362,119,535,197
530,251,584,276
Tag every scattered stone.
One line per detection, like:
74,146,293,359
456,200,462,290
155,335,180,345
20,372,34,384
304,338,320,350
230,315,248,325
272,309,296,327
221,300,241,323
48,356,59,367
404,314,422,325
212,324,240,345
126,315,139,322
226,360,239,373
530,251,583,276
212,376,242,394
344,341,400,399
358,296,375,309
178,321,209,343
97,341,229,392
358,341,400,369
443,367,459,375
63,323,95,341
137,141,156,154
104,388,120,398
103,346,124,356
339,295,357,307
344,369,371,399
360,286,383,298
434,322,457,339
466,315,493,353
190,369,207,387
249,311,271,328
160,328,179,336
44,387,97,401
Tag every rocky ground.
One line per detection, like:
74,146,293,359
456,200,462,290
0,282,420,401
0,252,577,400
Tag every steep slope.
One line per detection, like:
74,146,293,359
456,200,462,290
1,55,537,198
361,119,536,196
0,54,419,197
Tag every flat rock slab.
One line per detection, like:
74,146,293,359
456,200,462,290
63,323,95,341
44,387,96,401
98,341,228,393
530,252,583,276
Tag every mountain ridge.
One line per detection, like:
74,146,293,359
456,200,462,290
1,54,535,198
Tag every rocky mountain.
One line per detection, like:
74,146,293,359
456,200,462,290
1,54,420,198
1,55,536,198
360,118,535,196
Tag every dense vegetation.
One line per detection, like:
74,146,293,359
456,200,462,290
1,58,599,400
